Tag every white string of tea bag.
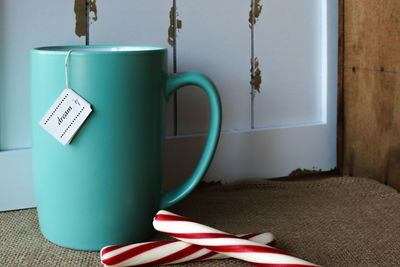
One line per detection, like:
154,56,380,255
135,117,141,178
38,49,92,145
65,49,73,89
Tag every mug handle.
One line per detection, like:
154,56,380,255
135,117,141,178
160,72,222,209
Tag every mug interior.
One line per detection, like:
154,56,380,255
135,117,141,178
34,46,165,52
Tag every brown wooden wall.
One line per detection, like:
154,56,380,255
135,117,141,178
342,0,400,189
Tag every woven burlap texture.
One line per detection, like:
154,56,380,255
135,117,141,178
1,176,400,266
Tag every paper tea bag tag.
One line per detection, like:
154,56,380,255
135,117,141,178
39,88,92,145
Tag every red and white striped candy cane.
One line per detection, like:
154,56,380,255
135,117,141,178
101,232,275,267
153,210,319,267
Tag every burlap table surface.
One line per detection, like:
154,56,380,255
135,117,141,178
1,176,400,266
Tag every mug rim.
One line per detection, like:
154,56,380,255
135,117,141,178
32,45,166,54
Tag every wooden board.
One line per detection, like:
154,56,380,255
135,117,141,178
337,0,344,175
0,1,338,210
89,0,175,136
0,0,82,150
164,122,336,189
343,69,400,187
343,0,400,189
254,0,323,128
344,0,400,72
0,0,83,210
175,0,250,133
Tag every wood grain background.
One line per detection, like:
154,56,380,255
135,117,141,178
342,0,400,190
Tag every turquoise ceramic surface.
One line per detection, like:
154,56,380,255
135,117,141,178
30,46,221,251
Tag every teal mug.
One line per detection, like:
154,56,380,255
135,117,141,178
30,46,221,250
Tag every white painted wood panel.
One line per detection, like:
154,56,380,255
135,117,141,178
176,0,251,134
163,0,338,188
89,0,175,136
0,0,83,150
254,0,323,128
0,150,34,210
0,0,338,209
0,0,82,211
164,123,336,189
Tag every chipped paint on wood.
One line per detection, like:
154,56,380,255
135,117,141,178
168,6,182,47
74,0,86,37
249,0,263,27
168,1,181,136
88,0,98,22
288,168,323,177
250,57,262,93
249,0,262,96
249,0,263,128
74,0,97,38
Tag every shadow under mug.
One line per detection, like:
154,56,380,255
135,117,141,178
30,46,221,250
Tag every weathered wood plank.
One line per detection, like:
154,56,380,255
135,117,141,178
344,0,400,71
343,68,400,188
343,0,400,190
337,0,344,175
